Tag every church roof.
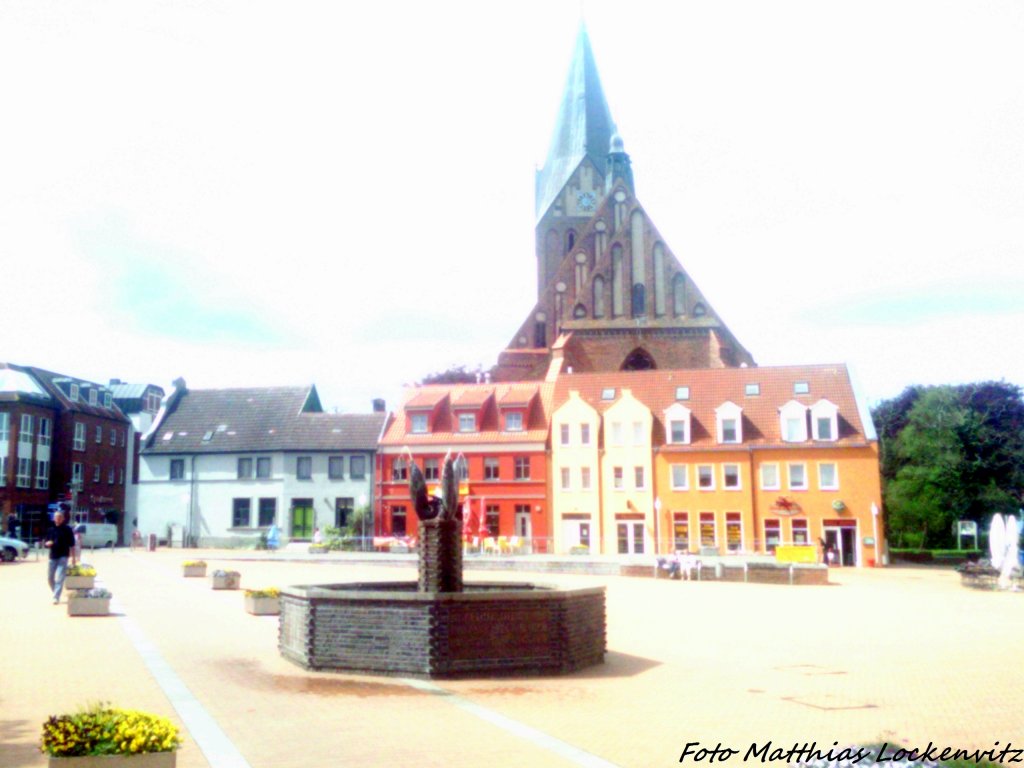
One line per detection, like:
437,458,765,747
535,22,615,221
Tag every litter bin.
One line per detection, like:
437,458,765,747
147,533,157,552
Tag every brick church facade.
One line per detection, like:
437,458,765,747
493,25,755,382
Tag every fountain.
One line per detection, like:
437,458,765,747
279,455,606,678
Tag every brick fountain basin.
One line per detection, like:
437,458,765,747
278,581,606,679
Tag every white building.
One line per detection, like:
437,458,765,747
110,380,165,543
138,379,386,547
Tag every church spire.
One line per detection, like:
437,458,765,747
535,22,616,220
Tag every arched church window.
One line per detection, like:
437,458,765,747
632,283,646,317
621,348,656,371
593,275,606,318
566,230,576,253
693,302,706,317
573,303,587,319
653,242,666,316
673,273,687,316
611,244,624,317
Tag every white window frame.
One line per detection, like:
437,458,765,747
722,463,741,490
36,459,50,489
634,465,646,490
560,466,571,491
779,400,809,443
70,383,79,401
811,399,839,442
19,414,33,443
16,457,32,487
612,466,624,490
559,423,570,446
104,392,112,408
670,464,689,490
95,425,102,444
92,465,100,482
72,462,84,484
73,422,86,451
760,463,780,490
632,421,645,446
410,413,428,434
504,412,523,432
664,403,692,445
108,467,115,484
484,457,500,481
110,428,117,447
697,464,715,490
38,417,51,446
89,389,98,406
457,412,476,433
788,462,808,491
0,413,8,441
818,462,839,490
296,456,313,480
715,401,743,444
580,466,592,490
610,422,623,446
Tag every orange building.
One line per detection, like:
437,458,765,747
550,365,884,565
376,382,553,552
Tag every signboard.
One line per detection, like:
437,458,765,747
957,520,977,535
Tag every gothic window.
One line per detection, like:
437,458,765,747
566,230,576,253
621,348,656,371
673,273,687,316
611,244,624,316
632,283,646,317
693,302,707,317
545,229,560,285
593,275,605,318
653,243,666,316
573,303,587,319
534,321,546,348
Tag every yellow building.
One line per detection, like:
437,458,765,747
550,365,884,565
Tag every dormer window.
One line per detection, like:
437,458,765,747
779,400,809,443
410,413,428,434
715,402,743,444
104,392,112,408
504,412,523,432
664,403,692,445
89,389,98,405
70,383,79,401
811,399,839,441
458,413,477,433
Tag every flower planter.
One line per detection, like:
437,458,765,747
182,565,207,578
67,596,111,617
244,595,280,615
64,575,96,590
211,572,240,590
48,752,176,767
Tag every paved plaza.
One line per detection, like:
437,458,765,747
2,549,1022,767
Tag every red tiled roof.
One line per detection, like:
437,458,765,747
498,386,537,407
551,364,871,448
381,382,552,447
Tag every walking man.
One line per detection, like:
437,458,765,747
43,511,76,604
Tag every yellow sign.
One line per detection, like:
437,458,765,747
775,545,817,564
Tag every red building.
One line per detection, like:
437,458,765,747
0,363,130,543
376,381,552,552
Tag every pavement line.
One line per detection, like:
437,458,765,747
401,677,621,768
112,596,254,768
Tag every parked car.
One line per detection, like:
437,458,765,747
74,523,118,549
0,535,29,562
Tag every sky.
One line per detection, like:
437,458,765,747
2,1,1022,415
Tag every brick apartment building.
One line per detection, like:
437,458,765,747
0,363,130,543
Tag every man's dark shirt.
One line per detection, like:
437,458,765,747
47,523,75,560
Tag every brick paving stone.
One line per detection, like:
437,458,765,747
3,549,1022,768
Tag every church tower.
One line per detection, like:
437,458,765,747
493,23,755,381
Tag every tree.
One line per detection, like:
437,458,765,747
419,364,493,385
874,381,1024,548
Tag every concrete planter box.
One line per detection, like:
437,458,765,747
182,565,207,578
48,752,176,767
245,595,280,615
211,572,240,590
67,596,111,616
64,575,96,590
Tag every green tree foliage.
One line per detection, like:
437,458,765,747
874,382,1024,547
419,365,491,385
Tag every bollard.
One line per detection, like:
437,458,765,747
147,533,157,552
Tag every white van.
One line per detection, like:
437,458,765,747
74,523,118,548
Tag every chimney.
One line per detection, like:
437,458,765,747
372,398,385,413
172,377,187,392
109,378,122,386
